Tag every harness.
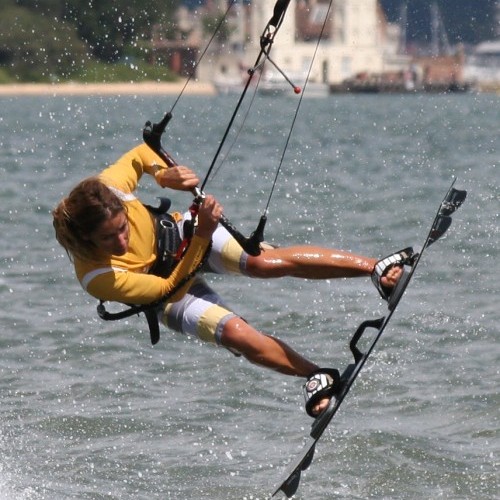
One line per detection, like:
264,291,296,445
144,197,182,278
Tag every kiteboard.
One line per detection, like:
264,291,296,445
272,179,467,498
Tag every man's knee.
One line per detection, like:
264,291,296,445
220,316,255,349
246,246,285,278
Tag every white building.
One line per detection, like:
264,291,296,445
200,0,406,86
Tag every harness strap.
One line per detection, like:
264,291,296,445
144,308,160,345
97,241,211,344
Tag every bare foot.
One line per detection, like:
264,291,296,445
380,265,403,289
311,397,331,416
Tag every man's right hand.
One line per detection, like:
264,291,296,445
195,195,223,240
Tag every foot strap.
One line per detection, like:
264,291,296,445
303,368,341,418
371,247,414,302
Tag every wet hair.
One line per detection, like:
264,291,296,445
52,177,125,262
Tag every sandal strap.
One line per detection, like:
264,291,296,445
303,368,341,418
371,247,414,301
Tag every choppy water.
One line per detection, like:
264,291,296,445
0,90,498,499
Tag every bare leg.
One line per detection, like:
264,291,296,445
220,317,333,415
246,246,376,279
220,317,318,377
246,245,401,288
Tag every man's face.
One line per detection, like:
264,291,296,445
88,211,129,256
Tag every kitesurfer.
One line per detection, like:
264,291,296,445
53,144,404,417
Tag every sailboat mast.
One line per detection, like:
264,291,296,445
399,2,408,54
431,2,451,56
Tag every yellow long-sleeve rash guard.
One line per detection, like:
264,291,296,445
75,144,210,305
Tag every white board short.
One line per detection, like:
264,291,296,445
160,216,250,346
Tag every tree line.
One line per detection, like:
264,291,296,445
0,0,179,83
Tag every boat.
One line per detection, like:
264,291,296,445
330,70,473,94
464,40,500,91
212,74,247,95
257,71,329,98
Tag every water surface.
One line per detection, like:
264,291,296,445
0,91,498,499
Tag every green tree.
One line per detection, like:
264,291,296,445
63,0,179,63
0,0,181,81
0,5,88,81
15,0,65,15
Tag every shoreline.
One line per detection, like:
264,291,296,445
1,80,498,97
0,81,217,96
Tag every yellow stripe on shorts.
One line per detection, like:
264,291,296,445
197,304,233,344
221,237,246,274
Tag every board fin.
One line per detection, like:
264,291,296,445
427,186,467,248
427,215,452,247
274,444,316,498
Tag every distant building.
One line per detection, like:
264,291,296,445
251,0,391,83
199,0,406,86
154,0,410,86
